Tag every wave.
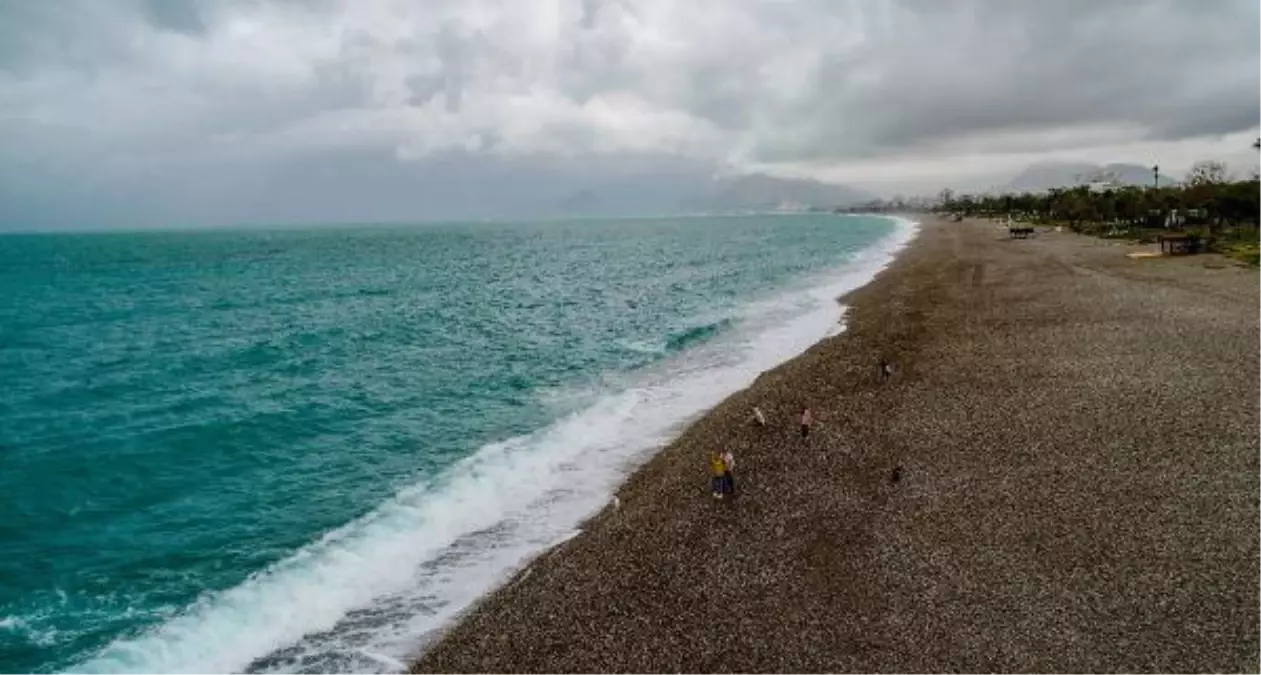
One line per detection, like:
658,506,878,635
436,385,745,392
71,216,919,675
662,318,733,353
0,614,58,649
614,318,733,361
614,339,665,355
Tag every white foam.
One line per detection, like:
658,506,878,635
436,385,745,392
72,216,919,674
2,613,60,649
614,339,667,356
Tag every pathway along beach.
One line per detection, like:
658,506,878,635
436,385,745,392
412,216,1259,673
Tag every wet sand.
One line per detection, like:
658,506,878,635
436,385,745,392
412,216,1259,673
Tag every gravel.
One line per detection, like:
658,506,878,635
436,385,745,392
411,217,1259,673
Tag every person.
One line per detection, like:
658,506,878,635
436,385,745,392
751,406,767,427
799,407,813,439
721,449,736,496
879,358,893,382
709,451,727,499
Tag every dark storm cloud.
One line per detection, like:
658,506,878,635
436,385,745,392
0,2,138,76
138,0,206,35
741,0,1260,161
0,0,1256,228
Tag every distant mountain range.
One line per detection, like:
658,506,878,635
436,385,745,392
1004,162,1166,192
682,173,871,212
553,169,871,216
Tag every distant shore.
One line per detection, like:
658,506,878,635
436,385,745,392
412,216,1259,672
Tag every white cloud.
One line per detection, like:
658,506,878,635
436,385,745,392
0,0,1256,224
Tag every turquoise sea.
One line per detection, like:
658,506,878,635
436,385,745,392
0,214,913,673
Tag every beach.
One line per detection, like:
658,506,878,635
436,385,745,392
412,216,1259,673
4,215,910,673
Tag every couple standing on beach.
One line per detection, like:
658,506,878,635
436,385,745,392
710,406,813,499
709,449,735,499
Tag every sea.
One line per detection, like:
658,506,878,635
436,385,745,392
0,214,916,673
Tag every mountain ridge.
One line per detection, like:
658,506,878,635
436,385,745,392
1004,161,1165,192
554,170,871,216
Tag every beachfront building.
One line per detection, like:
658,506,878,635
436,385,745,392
1086,179,1126,193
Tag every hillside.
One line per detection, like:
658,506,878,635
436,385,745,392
552,169,870,216
1005,162,1162,192
684,173,871,212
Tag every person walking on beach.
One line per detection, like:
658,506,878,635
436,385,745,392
879,357,893,382
799,407,813,439
751,406,767,428
710,450,727,499
721,449,736,497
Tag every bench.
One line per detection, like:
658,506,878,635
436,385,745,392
1009,226,1035,239
1157,233,1202,255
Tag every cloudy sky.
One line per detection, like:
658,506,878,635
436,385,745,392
1,0,1257,228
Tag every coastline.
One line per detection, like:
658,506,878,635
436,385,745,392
411,216,1259,672
42,214,912,674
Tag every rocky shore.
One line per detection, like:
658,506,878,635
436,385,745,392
413,216,1259,673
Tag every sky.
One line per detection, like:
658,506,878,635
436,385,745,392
0,0,1257,228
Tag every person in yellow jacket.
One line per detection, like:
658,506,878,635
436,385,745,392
709,451,727,499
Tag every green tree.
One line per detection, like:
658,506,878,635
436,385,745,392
1113,186,1145,225
925,165,1254,252
956,194,976,217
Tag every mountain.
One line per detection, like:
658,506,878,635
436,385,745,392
553,169,871,216
1005,162,1162,192
684,173,871,212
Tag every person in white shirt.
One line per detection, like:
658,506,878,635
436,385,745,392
720,449,736,496
751,406,766,427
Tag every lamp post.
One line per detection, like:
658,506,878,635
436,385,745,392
1152,164,1159,190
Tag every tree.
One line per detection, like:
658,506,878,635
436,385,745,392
1114,186,1145,224
956,194,976,217
1218,179,1261,229
923,166,1254,252
1059,187,1094,228
1186,160,1228,187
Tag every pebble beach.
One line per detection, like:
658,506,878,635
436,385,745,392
412,216,1260,673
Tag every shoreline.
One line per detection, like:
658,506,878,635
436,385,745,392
412,216,1258,672
393,211,920,657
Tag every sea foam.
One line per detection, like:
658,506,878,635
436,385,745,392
73,216,919,674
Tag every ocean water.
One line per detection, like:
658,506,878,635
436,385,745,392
0,214,915,673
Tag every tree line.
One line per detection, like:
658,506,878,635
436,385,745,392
933,138,1261,263
833,157,1259,264
933,160,1259,237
